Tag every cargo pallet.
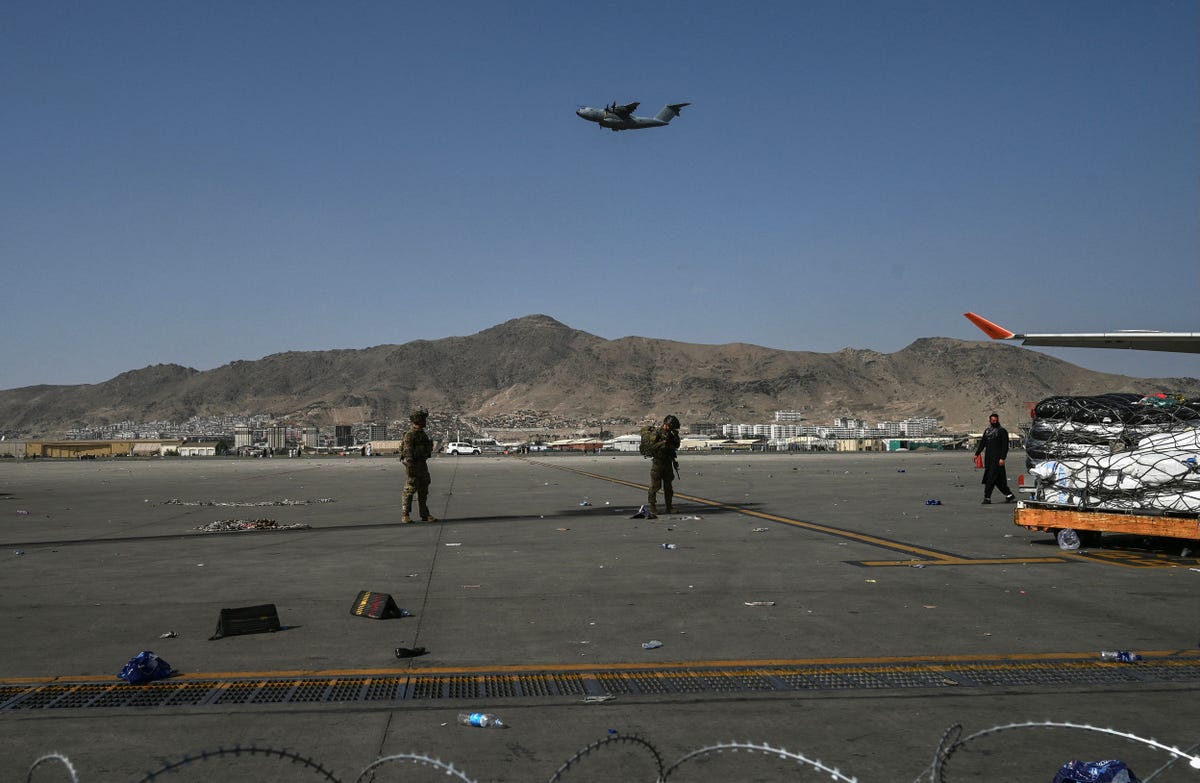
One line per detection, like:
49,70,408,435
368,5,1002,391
1014,500,1200,545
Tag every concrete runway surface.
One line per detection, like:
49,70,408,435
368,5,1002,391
2,452,1199,782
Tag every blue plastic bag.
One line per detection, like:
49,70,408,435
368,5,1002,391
117,650,174,685
1053,760,1140,783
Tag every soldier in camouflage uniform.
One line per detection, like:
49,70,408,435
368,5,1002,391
401,409,438,523
648,414,682,514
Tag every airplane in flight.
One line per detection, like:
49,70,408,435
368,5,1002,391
575,100,691,131
964,312,1200,354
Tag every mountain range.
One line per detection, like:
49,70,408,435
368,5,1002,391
2,314,1198,438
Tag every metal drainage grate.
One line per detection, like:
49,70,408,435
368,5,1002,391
4,657,1199,711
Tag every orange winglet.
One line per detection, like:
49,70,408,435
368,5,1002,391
964,312,1015,340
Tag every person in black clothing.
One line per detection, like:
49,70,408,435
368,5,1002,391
975,412,1015,504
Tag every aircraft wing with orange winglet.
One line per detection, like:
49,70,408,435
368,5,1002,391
963,312,1200,354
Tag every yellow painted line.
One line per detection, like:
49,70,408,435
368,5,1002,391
857,557,1069,567
7,650,1197,686
530,460,1069,566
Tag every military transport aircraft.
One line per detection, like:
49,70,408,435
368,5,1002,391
964,312,1200,354
575,100,691,131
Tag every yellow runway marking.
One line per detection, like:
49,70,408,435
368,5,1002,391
529,460,1075,567
5,649,1199,687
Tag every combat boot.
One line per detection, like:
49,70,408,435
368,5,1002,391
401,512,414,524
649,501,659,515
421,515,439,523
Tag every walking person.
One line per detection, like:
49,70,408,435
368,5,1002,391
401,409,439,523
647,415,682,514
975,412,1015,504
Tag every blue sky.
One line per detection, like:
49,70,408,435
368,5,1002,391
3,1,1198,391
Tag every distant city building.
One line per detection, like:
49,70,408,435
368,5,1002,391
369,423,389,441
903,417,939,436
267,426,286,451
722,413,940,442
875,422,904,437
335,425,353,447
303,427,319,448
234,426,252,449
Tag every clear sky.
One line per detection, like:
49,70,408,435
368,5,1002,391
3,1,1198,391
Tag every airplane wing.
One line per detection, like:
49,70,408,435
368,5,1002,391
964,312,1200,354
612,101,639,117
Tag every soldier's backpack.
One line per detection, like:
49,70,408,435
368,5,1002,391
639,425,660,458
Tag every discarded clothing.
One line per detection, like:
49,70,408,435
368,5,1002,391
1052,759,1140,783
117,651,174,685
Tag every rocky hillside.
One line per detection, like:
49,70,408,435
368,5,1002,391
1,315,1197,437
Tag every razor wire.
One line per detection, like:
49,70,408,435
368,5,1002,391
26,723,1200,782
912,720,1200,783
352,752,479,783
25,753,78,783
547,732,666,781
661,740,859,781
1024,393,1200,514
130,746,340,782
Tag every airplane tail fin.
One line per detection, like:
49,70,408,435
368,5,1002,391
964,312,1016,340
655,102,691,123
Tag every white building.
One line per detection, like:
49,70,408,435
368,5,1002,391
606,434,642,452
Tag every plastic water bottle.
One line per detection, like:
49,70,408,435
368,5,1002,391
1056,528,1081,551
1100,651,1142,663
458,712,507,729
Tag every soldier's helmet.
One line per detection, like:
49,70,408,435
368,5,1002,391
410,409,429,424
663,414,680,430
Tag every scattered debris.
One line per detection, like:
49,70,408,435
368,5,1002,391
395,646,428,658
168,498,335,507
583,695,616,703
445,542,463,547
630,505,657,519
193,519,311,533
641,640,663,649
660,543,677,550
925,499,942,505
751,527,769,533
744,601,775,607
158,631,177,639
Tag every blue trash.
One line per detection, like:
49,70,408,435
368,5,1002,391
1053,760,1140,783
925,499,942,505
117,651,175,685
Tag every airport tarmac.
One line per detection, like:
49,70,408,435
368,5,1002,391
2,451,1199,782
